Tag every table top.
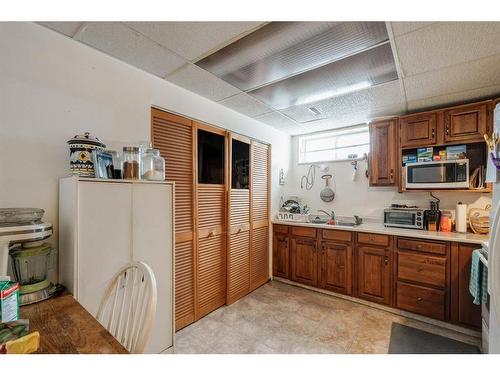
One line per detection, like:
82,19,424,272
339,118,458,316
20,293,128,354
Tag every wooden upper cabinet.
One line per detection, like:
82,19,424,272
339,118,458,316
400,112,437,148
291,238,318,287
320,241,353,295
369,119,398,186
444,102,488,143
356,245,391,305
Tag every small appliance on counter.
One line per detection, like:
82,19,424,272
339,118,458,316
383,204,424,230
0,208,61,305
424,200,441,231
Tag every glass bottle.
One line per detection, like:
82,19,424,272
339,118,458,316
141,148,165,181
122,146,140,180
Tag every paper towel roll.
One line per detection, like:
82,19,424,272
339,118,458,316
455,202,467,233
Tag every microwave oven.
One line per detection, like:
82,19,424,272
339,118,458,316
404,159,469,189
383,208,425,229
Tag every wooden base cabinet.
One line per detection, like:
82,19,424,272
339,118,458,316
291,238,318,287
450,243,482,328
320,241,353,295
356,245,392,305
273,234,289,279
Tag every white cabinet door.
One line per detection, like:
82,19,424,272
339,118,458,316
77,182,132,316
132,183,174,353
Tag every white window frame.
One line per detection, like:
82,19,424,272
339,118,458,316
297,125,369,164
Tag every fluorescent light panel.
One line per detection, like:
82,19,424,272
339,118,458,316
249,43,398,110
196,22,390,91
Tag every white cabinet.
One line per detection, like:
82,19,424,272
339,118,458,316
59,177,174,353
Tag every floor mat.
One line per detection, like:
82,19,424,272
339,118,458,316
388,323,481,354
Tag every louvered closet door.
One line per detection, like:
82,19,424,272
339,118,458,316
151,108,195,331
227,136,251,304
196,124,227,318
251,141,270,291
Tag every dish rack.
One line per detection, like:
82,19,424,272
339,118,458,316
276,212,309,222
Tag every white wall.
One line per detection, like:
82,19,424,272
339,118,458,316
285,136,492,221
0,22,291,252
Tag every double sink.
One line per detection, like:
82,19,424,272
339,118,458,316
308,211,362,227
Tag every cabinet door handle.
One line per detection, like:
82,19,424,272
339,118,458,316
384,256,389,265
431,128,435,138
416,297,423,302
390,169,394,181
445,125,449,136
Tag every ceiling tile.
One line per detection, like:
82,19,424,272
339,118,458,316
407,85,500,112
37,22,84,37
254,111,304,134
390,22,435,37
281,80,404,123
125,22,264,61
218,93,272,118
395,22,500,77
166,63,241,101
404,53,500,102
77,22,186,77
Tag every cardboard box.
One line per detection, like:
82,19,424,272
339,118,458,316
417,147,433,162
0,281,19,323
446,144,467,160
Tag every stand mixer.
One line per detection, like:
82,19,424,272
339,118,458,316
0,208,56,305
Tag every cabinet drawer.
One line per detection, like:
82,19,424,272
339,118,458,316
396,282,446,320
397,238,447,255
291,226,317,238
357,232,390,247
397,252,446,288
273,224,289,234
322,229,352,242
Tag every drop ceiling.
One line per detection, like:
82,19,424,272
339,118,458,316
38,21,500,135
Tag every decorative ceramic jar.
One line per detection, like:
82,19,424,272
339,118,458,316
67,132,106,177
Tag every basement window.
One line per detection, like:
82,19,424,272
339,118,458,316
298,125,369,164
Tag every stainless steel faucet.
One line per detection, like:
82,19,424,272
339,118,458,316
318,209,335,220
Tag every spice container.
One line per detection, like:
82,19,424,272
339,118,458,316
122,146,140,180
141,148,165,181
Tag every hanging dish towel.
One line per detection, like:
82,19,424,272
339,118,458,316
469,249,488,305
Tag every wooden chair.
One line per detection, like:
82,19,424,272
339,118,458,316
97,261,157,354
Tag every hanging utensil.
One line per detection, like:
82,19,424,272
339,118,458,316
320,174,335,202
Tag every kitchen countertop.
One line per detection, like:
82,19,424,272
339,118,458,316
272,219,488,246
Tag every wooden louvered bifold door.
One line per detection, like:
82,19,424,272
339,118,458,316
197,181,226,317
151,108,195,331
227,189,250,304
250,141,270,291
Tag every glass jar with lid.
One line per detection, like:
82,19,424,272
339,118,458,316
122,146,141,180
141,148,165,181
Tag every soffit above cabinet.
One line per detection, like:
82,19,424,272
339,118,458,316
36,21,500,135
